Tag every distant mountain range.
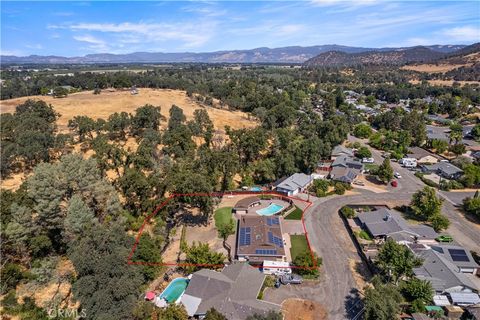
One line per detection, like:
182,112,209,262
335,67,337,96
304,43,479,67
0,44,467,64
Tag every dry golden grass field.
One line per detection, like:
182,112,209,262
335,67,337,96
401,63,472,73
0,88,257,133
409,79,480,87
0,88,257,191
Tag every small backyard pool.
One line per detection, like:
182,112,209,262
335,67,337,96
250,186,262,192
256,203,284,216
159,278,189,303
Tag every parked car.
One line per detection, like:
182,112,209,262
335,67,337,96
391,181,398,187
362,157,375,163
280,274,303,285
353,180,365,186
436,235,453,243
394,172,402,179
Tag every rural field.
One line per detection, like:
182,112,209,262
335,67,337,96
0,88,256,133
0,88,257,191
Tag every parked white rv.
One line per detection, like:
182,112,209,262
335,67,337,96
262,261,292,275
400,158,417,168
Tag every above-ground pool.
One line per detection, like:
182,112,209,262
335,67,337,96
250,186,262,192
256,203,284,216
159,278,189,303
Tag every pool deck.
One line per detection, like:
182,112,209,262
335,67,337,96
240,199,290,216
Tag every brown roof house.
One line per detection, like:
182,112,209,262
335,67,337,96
236,215,286,264
407,147,441,164
233,196,261,214
179,263,280,319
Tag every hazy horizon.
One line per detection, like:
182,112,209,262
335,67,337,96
2,1,479,57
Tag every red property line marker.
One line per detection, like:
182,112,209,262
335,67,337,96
128,191,318,270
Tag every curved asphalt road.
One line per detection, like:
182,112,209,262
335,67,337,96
302,137,480,319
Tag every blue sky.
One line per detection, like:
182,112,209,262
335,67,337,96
1,1,479,56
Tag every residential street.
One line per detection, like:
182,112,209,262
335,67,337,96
265,137,480,319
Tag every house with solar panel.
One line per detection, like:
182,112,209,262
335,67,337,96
236,215,287,264
410,244,480,294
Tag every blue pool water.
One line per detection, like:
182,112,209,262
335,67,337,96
159,278,189,303
256,203,284,216
250,186,262,191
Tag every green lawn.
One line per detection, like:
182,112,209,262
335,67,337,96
290,234,309,261
364,163,379,171
284,206,303,220
214,207,233,227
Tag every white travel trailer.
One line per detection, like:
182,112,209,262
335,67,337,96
262,261,292,275
400,158,417,168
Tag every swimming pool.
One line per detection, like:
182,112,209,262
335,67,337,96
256,203,284,216
159,278,189,303
250,186,262,192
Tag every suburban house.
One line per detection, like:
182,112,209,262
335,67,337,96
356,208,438,244
329,155,364,184
427,124,479,148
411,245,479,294
274,173,312,196
429,245,480,275
421,162,464,180
236,215,286,264
406,147,441,164
331,145,354,159
179,263,281,319
426,126,450,142
233,196,261,214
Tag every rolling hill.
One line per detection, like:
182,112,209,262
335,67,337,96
0,44,466,64
303,46,447,67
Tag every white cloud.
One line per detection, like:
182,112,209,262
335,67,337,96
229,22,306,37
442,26,480,42
0,49,25,56
278,24,305,35
25,44,43,50
73,34,109,52
53,21,216,48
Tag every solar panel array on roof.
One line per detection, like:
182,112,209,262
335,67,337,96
239,227,251,246
255,249,277,255
266,217,280,226
448,248,470,262
267,232,284,248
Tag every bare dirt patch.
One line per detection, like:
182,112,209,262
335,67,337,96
409,79,480,87
402,63,471,73
16,258,77,309
282,298,328,320
0,88,257,133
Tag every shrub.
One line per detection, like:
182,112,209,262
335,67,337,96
341,206,356,219
358,230,372,241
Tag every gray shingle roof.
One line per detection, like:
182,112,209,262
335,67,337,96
329,167,359,183
430,245,479,269
422,162,463,176
332,145,354,157
275,173,312,192
331,155,363,170
181,263,280,319
413,248,478,293
356,208,438,240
